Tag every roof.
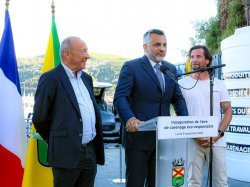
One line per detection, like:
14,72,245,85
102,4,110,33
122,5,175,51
93,81,113,88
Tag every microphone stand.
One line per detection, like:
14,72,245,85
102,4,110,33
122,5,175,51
208,70,214,187
176,68,204,78
175,65,225,187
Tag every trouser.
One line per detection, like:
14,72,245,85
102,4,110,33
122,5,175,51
52,143,97,187
125,148,156,187
188,139,228,187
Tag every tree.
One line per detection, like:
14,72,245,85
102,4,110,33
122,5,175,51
191,0,246,55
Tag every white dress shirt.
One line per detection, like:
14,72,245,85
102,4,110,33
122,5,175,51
62,62,96,144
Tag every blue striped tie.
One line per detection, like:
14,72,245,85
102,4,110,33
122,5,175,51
154,64,164,93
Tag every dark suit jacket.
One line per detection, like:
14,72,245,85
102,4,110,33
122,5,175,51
33,64,104,168
114,55,188,150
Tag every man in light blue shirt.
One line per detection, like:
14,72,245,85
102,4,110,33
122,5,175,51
62,62,96,144
33,36,104,187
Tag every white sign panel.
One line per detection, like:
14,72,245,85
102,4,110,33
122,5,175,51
157,116,218,139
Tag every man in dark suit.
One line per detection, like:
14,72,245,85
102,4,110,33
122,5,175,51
32,36,104,187
114,29,188,187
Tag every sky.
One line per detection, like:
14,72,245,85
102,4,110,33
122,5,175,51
0,0,217,64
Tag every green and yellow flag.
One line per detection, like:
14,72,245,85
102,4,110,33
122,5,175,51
42,17,60,73
22,15,60,187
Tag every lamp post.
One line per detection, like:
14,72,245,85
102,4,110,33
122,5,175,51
245,0,250,26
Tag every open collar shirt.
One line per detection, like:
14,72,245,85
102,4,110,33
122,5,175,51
62,62,96,144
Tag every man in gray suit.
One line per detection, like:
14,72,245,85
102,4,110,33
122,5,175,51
33,36,104,187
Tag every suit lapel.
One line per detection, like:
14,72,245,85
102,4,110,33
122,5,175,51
162,61,174,95
57,64,81,116
140,55,162,91
80,74,95,102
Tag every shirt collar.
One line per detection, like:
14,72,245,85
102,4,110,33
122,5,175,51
146,57,162,69
61,62,82,78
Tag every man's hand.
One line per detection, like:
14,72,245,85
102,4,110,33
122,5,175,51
195,138,213,148
126,118,140,132
212,135,221,144
195,135,222,148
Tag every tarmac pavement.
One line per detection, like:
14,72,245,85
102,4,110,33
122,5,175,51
95,144,250,187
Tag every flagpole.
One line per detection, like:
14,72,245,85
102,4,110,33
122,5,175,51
51,0,55,17
5,0,9,10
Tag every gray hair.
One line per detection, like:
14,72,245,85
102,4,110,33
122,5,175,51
143,29,165,44
60,36,81,58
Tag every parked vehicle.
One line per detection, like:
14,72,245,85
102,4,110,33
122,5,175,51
93,82,120,144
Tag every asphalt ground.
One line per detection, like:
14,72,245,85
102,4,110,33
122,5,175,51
95,144,250,187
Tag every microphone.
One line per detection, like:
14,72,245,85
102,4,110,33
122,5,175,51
199,64,226,72
176,64,226,77
160,64,178,83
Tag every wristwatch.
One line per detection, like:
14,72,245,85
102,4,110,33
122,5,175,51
218,129,224,137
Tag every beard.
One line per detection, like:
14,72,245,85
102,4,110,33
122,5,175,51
147,52,165,63
191,64,200,71
154,56,165,63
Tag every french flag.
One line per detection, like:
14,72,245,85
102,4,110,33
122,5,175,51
0,9,27,187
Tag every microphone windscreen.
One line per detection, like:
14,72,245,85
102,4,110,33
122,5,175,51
160,64,169,74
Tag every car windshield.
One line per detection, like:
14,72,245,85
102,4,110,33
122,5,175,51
93,82,113,104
